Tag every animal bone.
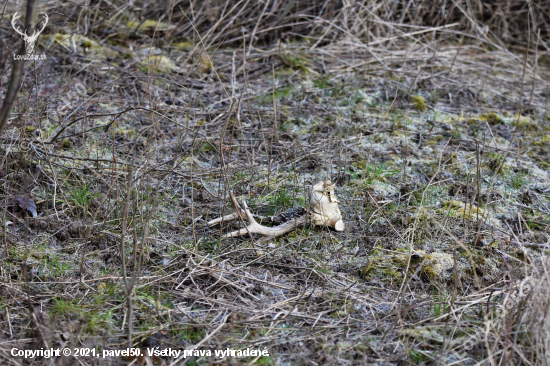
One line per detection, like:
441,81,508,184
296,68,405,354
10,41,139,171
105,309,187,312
207,180,344,240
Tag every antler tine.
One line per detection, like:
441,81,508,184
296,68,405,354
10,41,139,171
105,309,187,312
206,182,248,228
223,201,258,238
11,11,25,36
224,201,307,240
41,14,49,29
206,210,247,227
35,13,48,35
206,193,248,228
28,13,48,39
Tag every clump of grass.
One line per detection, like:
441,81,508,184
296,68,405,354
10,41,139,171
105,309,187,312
432,289,450,317
68,182,100,216
282,53,311,73
348,162,400,186
51,298,81,319
488,152,505,173
264,186,304,215
410,350,431,363
481,258,550,364
313,76,330,89
256,85,293,104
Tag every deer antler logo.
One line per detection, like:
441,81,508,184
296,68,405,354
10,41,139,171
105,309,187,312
12,11,48,55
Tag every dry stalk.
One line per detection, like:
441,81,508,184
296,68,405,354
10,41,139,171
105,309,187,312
119,166,133,345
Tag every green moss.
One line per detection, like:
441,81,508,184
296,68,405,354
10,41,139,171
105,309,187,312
173,41,193,51
479,112,503,125
115,128,137,139
360,252,404,281
511,114,537,129
393,251,454,281
402,327,445,344
425,135,444,145
532,134,550,146
282,53,311,73
127,20,175,32
24,126,37,135
443,200,486,221
380,266,403,280
191,53,210,73
79,38,93,48
360,262,376,278
473,252,486,266
421,264,440,280
411,95,427,112
139,55,180,74
49,34,118,59
62,138,73,149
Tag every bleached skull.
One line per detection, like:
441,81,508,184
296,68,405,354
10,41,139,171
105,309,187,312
309,180,344,231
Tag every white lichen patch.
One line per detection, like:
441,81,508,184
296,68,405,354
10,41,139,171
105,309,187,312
363,249,459,282
401,327,445,343
427,252,455,280
478,256,501,281
395,250,455,281
369,181,398,199
46,34,119,60
139,55,183,74
126,20,176,32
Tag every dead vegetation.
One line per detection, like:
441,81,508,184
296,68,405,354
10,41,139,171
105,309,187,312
1,0,550,365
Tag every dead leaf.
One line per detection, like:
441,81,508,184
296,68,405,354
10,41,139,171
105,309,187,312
14,196,37,218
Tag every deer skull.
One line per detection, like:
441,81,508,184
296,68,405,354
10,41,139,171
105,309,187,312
308,180,345,231
12,11,49,55
207,180,345,240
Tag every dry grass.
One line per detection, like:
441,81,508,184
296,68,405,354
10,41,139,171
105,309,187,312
507,257,550,364
0,0,549,365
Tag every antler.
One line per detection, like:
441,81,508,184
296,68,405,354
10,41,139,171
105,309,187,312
25,13,48,42
34,14,49,38
221,201,307,240
11,11,25,37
